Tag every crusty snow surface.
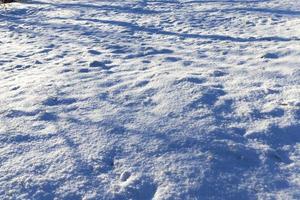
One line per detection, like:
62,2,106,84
0,0,300,199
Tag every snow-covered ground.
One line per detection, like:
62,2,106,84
0,0,300,199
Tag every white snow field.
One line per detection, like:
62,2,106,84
0,0,300,199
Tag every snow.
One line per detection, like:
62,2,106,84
0,0,300,199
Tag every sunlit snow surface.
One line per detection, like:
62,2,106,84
0,0,300,199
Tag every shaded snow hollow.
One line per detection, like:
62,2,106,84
0,0,300,199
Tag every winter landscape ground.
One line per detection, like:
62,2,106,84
0,0,300,199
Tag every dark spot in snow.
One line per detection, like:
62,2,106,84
251,108,285,119
35,60,43,64
38,112,58,121
142,60,151,63
135,80,149,87
182,61,193,66
295,109,300,120
42,97,77,106
87,49,101,55
262,53,280,59
211,70,228,77
78,68,90,73
10,86,20,91
61,68,73,73
120,171,131,182
164,56,182,62
89,60,112,69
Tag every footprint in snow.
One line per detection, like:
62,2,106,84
164,56,182,62
142,60,151,64
262,53,280,59
210,70,228,77
78,68,90,73
182,60,193,66
87,49,101,55
37,112,58,121
120,171,131,182
88,149,119,174
106,44,129,54
42,97,77,106
114,175,157,200
188,87,226,109
10,86,20,91
61,68,73,73
200,88,226,106
89,60,113,70
35,60,43,64
134,80,150,87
